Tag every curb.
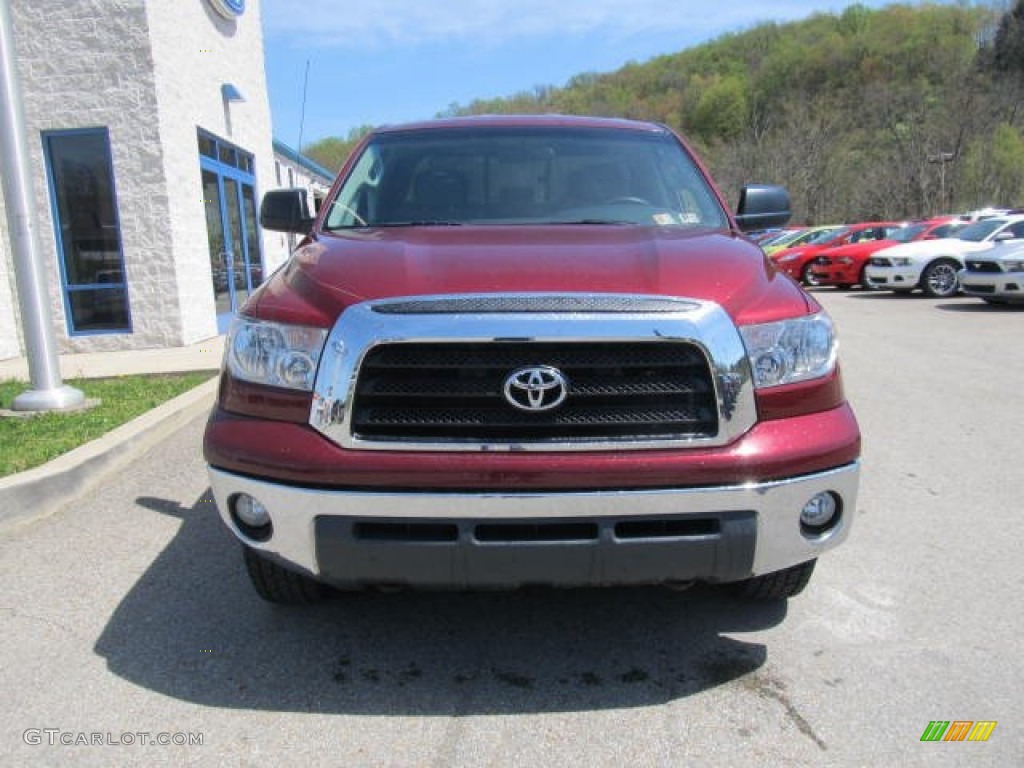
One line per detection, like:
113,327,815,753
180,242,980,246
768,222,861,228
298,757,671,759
0,376,219,532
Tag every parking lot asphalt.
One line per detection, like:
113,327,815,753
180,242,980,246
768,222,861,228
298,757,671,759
1,291,1022,767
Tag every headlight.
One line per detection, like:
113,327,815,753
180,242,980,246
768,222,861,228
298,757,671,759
891,257,913,267
778,251,803,262
739,313,837,389
227,317,328,391
1002,260,1024,272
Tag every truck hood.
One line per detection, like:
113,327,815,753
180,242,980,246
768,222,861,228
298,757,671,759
251,225,810,327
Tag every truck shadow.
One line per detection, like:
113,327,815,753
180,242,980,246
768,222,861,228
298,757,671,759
93,490,786,715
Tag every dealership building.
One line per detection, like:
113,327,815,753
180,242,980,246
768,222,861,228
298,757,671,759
0,0,330,362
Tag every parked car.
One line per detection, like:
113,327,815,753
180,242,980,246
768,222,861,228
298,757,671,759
810,217,970,289
762,225,841,256
865,214,1024,297
771,222,899,285
204,115,860,604
959,241,1024,304
749,228,786,243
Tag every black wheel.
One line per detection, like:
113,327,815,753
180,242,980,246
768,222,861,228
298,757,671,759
920,259,960,298
732,559,817,599
801,262,821,287
858,264,874,290
243,546,327,604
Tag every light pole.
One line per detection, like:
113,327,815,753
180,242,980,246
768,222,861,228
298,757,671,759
0,0,84,411
927,151,955,213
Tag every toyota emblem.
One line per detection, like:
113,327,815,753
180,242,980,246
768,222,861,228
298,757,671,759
503,366,569,412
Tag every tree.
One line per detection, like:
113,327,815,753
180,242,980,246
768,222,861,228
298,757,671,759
993,0,1024,72
303,125,374,171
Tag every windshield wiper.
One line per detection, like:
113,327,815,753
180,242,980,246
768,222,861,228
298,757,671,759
548,219,637,226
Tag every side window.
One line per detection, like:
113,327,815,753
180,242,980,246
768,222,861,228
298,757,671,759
852,227,881,242
325,147,381,228
1008,222,1024,238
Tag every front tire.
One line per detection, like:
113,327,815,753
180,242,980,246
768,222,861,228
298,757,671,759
243,546,327,604
858,264,874,290
920,259,960,298
801,263,821,287
732,559,817,599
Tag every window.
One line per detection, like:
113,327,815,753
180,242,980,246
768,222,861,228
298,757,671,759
43,129,131,334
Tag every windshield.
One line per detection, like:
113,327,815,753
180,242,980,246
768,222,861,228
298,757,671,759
765,229,807,247
811,227,849,244
956,219,1004,242
322,126,729,229
889,223,927,243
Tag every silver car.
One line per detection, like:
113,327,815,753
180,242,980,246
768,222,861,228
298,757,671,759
959,241,1024,305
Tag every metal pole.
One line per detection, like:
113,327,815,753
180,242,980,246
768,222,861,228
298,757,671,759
0,0,83,411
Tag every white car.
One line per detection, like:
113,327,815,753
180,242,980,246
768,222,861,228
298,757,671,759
959,241,1024,305
864,215,1024,298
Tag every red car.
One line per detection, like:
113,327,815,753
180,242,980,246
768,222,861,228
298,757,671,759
205,115,860,603
770,221,901,285
811,217,970,288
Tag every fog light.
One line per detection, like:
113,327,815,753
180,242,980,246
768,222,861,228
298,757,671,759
232,493,273,540
800,492,839,535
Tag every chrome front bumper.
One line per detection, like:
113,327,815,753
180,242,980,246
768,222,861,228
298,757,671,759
959,272,1024,301
209,461,859,587
864,266,920,288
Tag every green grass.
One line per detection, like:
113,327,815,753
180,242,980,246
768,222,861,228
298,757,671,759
0,372,216,478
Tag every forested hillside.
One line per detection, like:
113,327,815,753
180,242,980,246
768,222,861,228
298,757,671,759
306,2,1024,224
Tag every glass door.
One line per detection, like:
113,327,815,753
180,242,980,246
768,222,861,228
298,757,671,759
202,170,232,318
223,177,250,310
199,131,263,333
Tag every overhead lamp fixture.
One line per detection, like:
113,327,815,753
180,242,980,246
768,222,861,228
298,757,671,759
221,83,245,103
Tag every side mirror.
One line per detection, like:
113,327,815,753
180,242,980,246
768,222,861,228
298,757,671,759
735,184,792,232
994,231,1016,243
260,188,315,234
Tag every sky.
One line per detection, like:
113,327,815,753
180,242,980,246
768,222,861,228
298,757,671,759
260,0,966,149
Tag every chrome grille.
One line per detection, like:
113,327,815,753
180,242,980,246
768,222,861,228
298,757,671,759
309,295,757,451
964,260,1002,273
351,341,718,443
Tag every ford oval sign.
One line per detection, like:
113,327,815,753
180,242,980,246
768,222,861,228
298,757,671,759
207,0,245,20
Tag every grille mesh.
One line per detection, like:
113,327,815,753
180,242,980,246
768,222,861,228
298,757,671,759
965,261,1002,273
351,341,718,443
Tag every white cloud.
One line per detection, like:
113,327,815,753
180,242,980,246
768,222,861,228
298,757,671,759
262,0,878,49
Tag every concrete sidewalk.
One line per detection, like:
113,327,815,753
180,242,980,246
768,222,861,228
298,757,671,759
0,335,224,381
0,336,225,530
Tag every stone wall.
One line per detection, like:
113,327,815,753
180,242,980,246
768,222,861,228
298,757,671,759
4,0,276,353
11,0,175,353
146,0,277,344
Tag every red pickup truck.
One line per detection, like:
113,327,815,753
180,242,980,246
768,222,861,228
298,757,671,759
204,115,860,604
